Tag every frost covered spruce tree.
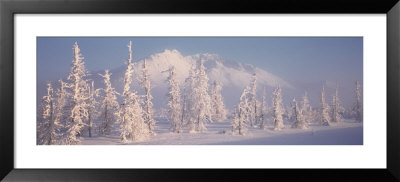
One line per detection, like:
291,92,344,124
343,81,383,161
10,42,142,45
248,73,259,127
231,106,239,134
232,87,250,135
353,81,363,122
291,98,307,129
301,92,314,124
53,79,69,131
98,70,120,135
120,41,149,142
259,87,267,129
210,80,227,122
87,81,98,137
192,60,212,132
182,66,197,132
331,85,344,123
65,42,90,144
289,98,297,123
38,83,60,145
167,66,182,133
272,85,284,130
141,60,156,134
320,86,330,126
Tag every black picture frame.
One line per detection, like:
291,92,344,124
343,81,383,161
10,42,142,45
1,0,399,181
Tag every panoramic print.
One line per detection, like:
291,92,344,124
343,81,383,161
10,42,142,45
36,37,363,145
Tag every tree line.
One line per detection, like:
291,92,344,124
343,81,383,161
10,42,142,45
37,41,228,144
37,41,363,144
231,76,363,135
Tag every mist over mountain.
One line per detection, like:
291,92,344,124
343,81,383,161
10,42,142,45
37,49,360,112
90,49,293,109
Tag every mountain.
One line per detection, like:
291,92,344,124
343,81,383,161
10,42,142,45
91,49,293,109
38,49,294,111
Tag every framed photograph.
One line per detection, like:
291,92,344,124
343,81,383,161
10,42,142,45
1,0,399,181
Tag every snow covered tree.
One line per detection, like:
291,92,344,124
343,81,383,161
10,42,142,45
181,85,189,129
53,79,69,131
259,87,267,129
38,83,59,145
320,86,330,126
192,60,212,132
231,106,239,134
182,66,197,133
272,85,284,130
86,81,98,137
331,85,344,123
119,41,149,142
289,99,297,123
120,91,149,142
141,59,156,134
98,70,120,135
291,98,307,129
65,42,90,144
167,66,182,133
210,80,227,122
301,92,314,124
232,87,250,135
120,41,134,140
353,81,363,122
248,73,258,127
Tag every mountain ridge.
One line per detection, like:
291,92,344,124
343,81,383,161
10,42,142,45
38,49,294,110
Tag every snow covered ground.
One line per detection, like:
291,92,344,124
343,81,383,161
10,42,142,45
80,119,362,145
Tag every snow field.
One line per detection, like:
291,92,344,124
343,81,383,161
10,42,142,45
80,119,362,145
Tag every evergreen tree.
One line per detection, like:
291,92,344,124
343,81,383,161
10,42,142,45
167,66,182,133
248,73,258,127
259,87,267,129
272,85,284,130
353,81,363,122
193,60,212,132
120,41,134,141
98,70,120,135
182,66,196,133
291,98,307,129
38,83,59,145
232,87,250,135
53,79,69,134
231,106,239,134
320,86,330,126
301,92,314,124
65,42,90,144
86,81,98,137
119,41,149,142
331,85,344,123
141,59,156,134
210,80,227,122
289,98,297,123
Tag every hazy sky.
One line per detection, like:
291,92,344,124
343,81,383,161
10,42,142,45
37,37,363,108
37,37,362,82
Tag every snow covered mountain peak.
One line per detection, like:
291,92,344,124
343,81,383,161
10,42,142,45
122,49,293,108
149,49,183,61
130,49,293,89
39,49,294,110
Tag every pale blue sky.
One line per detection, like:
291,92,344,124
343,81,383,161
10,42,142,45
37,37,362,108
37,37,362,83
